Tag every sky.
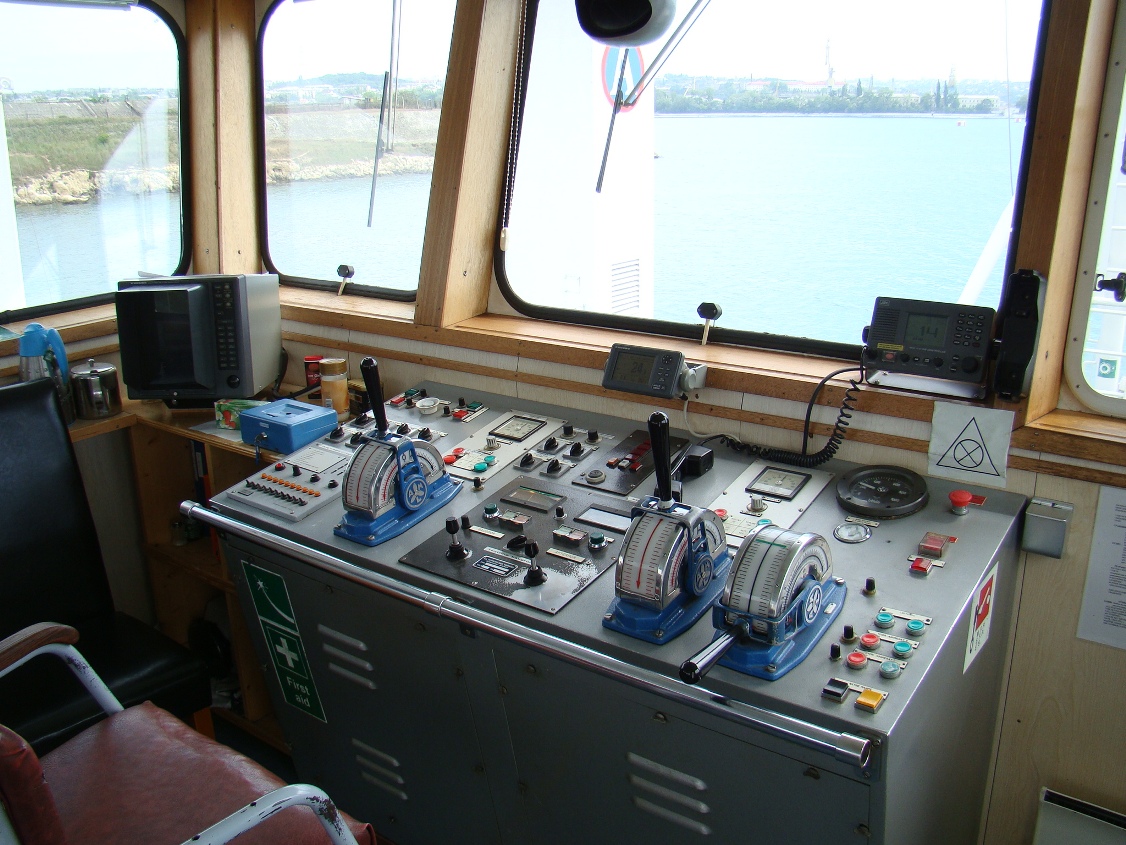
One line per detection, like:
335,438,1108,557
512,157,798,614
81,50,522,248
0,0,1043,93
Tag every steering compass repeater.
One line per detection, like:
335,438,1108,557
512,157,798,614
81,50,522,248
335,357,461,546
602,411,732,644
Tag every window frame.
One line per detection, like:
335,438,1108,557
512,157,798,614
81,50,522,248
253,0,460,304
493,0,1048,366
0,0,191,324
1064,0,1126,417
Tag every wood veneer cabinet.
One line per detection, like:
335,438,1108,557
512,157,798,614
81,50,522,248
127,410,286,751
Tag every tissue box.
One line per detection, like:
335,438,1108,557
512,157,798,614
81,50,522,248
239,400,338,454
215,399,268,430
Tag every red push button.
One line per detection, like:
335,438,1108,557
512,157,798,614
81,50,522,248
846,651,868,670
950,489,973,515
443,455,457,464
715,508,728,519
859,632,881,650
910,557,934,575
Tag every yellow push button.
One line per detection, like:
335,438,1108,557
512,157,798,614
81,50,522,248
855,689,885,713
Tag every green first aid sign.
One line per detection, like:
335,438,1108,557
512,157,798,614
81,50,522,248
242,560,326,722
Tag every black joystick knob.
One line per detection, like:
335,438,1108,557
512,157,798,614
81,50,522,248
329,425,345,440
519,453,536,468
648,412,673,507
418,427,432,441
349,431,364,445
507,534,528,551
445,517,469,561
360,358,389,434
397,422,411,435
568,442,583,457
547,458,562,473
523,542,547,586
544,436,559,450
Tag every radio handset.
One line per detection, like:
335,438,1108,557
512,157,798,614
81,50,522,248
992,269,1043,401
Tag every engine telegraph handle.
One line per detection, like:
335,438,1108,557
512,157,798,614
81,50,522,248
680,631,738,684
360,357,389,434
649,411,674,508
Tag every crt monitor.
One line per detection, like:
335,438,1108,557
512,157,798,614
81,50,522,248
115,273,281,407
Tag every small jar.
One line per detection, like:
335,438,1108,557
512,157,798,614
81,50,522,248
319,358,349,421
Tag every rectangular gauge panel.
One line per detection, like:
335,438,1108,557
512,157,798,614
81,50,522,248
747,466,811,501
709,460,833,545
575,506,633,534
490,414,547,442
503,485,566,513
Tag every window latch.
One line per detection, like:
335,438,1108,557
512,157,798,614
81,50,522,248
1095,271,1126,302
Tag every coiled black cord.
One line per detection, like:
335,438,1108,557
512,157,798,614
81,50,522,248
754,362,864,468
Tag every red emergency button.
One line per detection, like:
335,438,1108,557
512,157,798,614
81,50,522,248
846,651,868,670
715,508,728,519
275,462,285,471
949,489,973,514
859,632,881,650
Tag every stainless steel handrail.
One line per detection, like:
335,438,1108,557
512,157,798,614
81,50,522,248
182,501,873,770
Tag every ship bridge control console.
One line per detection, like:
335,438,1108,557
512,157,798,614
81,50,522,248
186,376,1027,845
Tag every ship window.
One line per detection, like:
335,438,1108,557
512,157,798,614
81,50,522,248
496,0,1045,358
1065,4,1126,418
258,0,456,299
0,0,186,320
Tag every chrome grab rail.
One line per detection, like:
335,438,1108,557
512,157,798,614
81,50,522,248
182,501,874,771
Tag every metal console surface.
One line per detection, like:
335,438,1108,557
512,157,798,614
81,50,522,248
192,382,1026,845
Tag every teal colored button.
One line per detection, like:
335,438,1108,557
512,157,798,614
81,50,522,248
879,661,902,679
473,461,488,472
906,618,926,637
893,640,913,659
875,611,895,629
757,518,772,525
484,454,497,465
483,503,498,515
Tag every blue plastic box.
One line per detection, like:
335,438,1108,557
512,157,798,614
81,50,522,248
239,400,338,454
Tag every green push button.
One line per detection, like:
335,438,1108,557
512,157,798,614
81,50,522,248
893,640,913,659
906,618,926,637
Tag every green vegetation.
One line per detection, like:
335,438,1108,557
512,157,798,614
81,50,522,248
5,109,179,182
655,85,998,115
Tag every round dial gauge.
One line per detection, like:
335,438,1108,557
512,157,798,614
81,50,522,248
836,465,928,519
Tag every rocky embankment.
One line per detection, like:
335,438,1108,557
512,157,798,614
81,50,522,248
14,153,434,205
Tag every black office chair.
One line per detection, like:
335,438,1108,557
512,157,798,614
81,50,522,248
0,378,211,753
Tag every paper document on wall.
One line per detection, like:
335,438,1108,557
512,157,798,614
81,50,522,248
928,402,1013,485
1077,486,1126,650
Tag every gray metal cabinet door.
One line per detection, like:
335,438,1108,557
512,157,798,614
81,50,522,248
494,644,871,844
228,542,501,845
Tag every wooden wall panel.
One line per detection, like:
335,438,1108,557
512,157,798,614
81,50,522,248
985,475,1126,844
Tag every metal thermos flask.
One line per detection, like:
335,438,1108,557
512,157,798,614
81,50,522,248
18,323,76,424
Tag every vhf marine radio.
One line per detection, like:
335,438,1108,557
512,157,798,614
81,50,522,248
863,297,995,397
334,357,462,546
602,412,731,644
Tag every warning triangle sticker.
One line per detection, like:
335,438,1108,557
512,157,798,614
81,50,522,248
936,417,1001,477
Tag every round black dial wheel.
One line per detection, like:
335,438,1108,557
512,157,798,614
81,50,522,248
835,465,929,519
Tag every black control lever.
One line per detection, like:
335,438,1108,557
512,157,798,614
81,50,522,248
360,357,389,434
649,411,674,508
523,541,547,586
445,516,469,561
680,632,738,684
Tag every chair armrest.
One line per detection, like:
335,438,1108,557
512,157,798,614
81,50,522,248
0,624,78,674
178,784,361,845
0,622,122,715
